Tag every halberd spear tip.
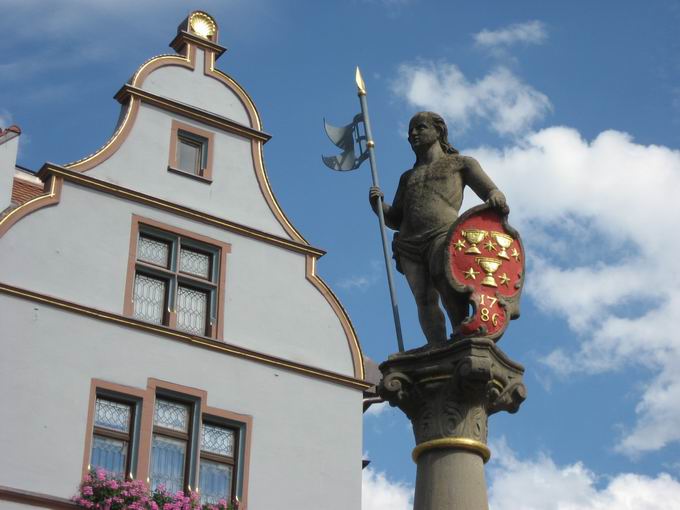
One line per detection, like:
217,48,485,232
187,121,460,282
355,66,366,96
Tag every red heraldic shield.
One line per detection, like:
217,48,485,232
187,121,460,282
445,204,525,341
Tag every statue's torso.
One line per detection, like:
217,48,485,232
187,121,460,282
398,155,465,240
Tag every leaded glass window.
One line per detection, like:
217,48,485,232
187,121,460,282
133,274,166,324
177,286,208,335
137,236,170,268
201,424,235,457
87,386,244,503
151,435,187,494
90,397,135,479
199,422,237,505
180,248,210,279
199,460,233,504
154,400,189,432
130,224,222,338
95,398,131,432
150,399,192,494
91,436,128,478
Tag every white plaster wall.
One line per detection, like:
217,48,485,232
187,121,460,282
87,104,288,239
1,135,19,211
142,49,251,127
0,181,355,376
0,297,363,510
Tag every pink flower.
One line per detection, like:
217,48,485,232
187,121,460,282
96,469,107,481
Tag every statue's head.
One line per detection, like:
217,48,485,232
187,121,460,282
408,112,459,155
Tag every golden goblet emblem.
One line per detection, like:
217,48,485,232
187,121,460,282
462,229,487,255
475,257,502,287
492,232,513,260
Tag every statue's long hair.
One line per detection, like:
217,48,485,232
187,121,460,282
415,111,459,154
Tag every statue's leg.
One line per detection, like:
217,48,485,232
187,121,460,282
434,280,469,331
399,257,447,345
430,236,469,335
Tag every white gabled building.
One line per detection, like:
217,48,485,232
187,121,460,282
0,12,368,510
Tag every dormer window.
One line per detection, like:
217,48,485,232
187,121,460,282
168,120,214,182
177,130,207,175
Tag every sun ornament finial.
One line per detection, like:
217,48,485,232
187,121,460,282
188,12,217,40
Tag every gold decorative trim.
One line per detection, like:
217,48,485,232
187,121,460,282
170,31,226,57
188,12,216,39
306,255,364,380
15,166,363,380
250,140,309,244
0,176,62,238
62,42,307,246
412,437,491,463
0,282,371,391
116,85,271,143
205,50,308,244
65,50,192,171
131,52,193,88
41,164,324,257
64,98,141,171
204,50,262,130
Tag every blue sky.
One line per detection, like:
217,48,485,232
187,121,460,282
3,1,680,508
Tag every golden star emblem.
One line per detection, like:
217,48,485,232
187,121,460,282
454,239,466,251
484,240,497,251
498,273,510,286
463,267,480,280
510,248,520,262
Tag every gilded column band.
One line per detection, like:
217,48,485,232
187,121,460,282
412,437,491,463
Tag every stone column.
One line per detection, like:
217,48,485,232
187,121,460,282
378,337,526,510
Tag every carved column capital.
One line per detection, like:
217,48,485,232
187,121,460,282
377,338,526,462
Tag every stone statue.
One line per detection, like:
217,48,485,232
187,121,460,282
369,112,508,345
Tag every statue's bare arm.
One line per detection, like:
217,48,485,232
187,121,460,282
462,156,509,213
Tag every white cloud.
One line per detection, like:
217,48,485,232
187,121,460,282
337,274,377,291
362,468,413,510
337,260,383,291
393,62,551,136
468,127,680,455
488,440,680,510
364,401,389,417
0,110,13,129
362,441,680,510
475,21,547,49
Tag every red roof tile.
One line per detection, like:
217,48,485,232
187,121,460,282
0,125,21,146
0,125,21,136
11,178,44,206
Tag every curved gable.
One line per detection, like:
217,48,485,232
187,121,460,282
0,11,364,382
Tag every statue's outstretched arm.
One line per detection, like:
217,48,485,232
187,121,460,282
462,156,509,213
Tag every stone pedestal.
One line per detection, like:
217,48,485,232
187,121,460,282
378,337,526,510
